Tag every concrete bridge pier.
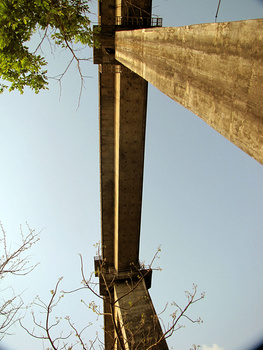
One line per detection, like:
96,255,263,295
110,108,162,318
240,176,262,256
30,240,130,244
115,19,263,165
114,277,169,350
94,259,169,350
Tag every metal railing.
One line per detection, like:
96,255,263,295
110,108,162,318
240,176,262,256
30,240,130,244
151,17,163,27
115,16,162,28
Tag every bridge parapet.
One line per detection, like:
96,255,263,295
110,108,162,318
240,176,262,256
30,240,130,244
115,16,162,27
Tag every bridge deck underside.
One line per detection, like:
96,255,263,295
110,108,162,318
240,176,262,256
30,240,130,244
99,64,148,272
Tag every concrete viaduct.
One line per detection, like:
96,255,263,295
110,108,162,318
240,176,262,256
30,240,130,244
93,1,263,348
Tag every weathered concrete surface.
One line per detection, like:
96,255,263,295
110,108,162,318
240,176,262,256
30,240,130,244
116,19,263,165
114,278,168,349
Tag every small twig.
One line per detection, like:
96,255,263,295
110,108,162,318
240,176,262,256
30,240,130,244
34,26,49,54
215,0,222,22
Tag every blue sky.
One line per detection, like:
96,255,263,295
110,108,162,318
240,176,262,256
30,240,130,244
1,1,263,350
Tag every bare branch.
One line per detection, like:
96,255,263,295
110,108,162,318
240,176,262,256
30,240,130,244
215,0,222,22
19,247,204,350
0,223,41,338
0,222,41,277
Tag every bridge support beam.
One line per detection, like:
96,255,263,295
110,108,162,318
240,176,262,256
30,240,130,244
114,65,147,272
116,19,263,164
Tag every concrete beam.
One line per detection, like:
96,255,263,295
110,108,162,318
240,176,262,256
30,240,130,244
97,0,153,271
114,65,147,272
115,19,263,165
99,64,116,268
98,63,147,271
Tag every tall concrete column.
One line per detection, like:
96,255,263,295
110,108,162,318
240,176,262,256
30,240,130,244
95,260,167,349
115,19,263,165
114,278,168,349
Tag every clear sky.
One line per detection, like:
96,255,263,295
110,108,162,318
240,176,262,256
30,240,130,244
1,1,263,350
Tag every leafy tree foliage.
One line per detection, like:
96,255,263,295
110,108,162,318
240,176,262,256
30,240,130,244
0,0,94,93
